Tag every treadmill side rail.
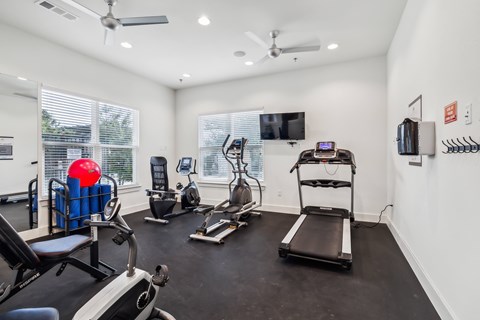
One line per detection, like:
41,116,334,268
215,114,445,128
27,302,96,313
340,218,352,258
280,214,307,245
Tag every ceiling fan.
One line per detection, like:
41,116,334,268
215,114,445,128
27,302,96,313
59,0,169,45
245,30,320,64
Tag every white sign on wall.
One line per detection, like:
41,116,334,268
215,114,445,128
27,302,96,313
0,136,14,160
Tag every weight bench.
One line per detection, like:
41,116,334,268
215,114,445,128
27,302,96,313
0,213,109,304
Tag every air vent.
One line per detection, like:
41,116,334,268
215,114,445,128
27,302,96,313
35,0,79,22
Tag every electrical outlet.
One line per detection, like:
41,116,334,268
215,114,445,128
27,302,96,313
465,104,472,125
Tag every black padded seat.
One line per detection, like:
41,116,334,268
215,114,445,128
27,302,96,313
0,308,59,320
30,235,92,259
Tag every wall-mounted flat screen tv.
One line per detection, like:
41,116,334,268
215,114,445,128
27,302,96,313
259,112,305,140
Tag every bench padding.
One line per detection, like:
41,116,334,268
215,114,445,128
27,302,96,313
30,235,92,259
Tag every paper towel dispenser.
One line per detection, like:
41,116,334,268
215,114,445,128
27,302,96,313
397,118,435,155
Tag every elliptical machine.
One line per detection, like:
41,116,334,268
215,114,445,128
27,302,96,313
145,157,204,224
75,197,175,319
189,135,262,244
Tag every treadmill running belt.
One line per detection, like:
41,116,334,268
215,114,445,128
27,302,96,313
289,214,343,261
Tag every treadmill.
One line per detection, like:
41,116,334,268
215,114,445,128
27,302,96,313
279,141,356,270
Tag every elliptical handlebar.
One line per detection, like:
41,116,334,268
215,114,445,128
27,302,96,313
192,159,198,175
222,135,237,173
175,160,181,173
222,134,231,150
289,162,299,173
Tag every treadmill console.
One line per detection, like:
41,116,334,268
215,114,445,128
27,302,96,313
178,157,193,175
314,141,337,159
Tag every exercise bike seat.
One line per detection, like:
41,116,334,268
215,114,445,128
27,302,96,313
0,308,59,320
29,235,92,260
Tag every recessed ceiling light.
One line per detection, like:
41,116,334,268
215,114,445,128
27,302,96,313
327,43,339,50
244,61,254,66
198,16,211,26
17,77,27,81
121,42,133,49
234,51,246,57
182,73,191,78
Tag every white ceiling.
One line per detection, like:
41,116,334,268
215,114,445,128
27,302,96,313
0,0,407,89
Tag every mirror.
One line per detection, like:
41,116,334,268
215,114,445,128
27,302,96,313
0,72,38,232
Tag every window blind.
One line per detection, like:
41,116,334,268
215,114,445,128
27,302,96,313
41,89,138,195
198,110,264,181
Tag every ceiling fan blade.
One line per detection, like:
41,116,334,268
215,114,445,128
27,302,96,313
104,28,115,46
245,31,269,49
58,0,102,19
255,55,270,65
282,45,321,54
118,16,169,27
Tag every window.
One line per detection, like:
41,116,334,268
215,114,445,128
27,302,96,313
41,88,138,194
198,110,263,182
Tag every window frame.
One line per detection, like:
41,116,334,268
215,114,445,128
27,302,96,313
197,109,264,183
40,86,139,196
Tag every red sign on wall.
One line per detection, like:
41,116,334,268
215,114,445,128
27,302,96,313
444,101,457,124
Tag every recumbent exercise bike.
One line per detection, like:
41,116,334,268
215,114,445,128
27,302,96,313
145,157,209,224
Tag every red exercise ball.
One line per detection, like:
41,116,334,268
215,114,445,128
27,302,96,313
68,158,102,187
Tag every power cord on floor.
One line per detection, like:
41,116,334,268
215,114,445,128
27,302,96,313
354,204,393,229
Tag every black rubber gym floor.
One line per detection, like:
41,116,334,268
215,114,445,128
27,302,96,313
0,210,440,320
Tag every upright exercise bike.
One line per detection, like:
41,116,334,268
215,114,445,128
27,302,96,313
145,157,204,224
189,135,262,244
75,197,175,320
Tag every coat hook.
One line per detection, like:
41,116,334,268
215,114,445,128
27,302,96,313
441,140,450,154
445,139,454,153
446,139,457,153
469,136,479,153
456,138,468,153
462,137,473,153
450,139,463,153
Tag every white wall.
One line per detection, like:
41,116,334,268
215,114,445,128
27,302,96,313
387,1,480,319
176,56,388,219
0,23,176,239
0,95,37,195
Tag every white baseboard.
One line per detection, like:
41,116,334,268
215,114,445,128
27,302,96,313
200,198,385,223
121,202,149,216
387,218,456,320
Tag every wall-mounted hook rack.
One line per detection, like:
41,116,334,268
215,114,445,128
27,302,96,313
442,136,479,154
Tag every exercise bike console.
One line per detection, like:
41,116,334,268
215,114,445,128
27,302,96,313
177,157,193,176
104,197,121,220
